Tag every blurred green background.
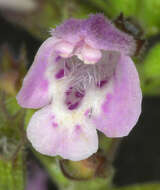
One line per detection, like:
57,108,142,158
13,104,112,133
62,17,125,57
0,0,160,190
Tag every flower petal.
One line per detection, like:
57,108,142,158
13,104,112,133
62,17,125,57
52,14,136,56
52,18,83,44
84,14,136,56
94,55,142,137
27,105,98,161
16,37,60,109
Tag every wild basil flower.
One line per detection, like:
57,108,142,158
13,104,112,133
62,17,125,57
17,14,142,161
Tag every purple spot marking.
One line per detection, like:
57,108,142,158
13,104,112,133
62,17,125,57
66,87,73,95
52,122,58,128
75,125,82,134
66,91,71,95
55,69,64,79
55,56,61,62
84,109,90,116
65,87,85,110
75,91,84,98
68,102,79,110
97,80,107,88
50,115,55,120
66,101,72,105
76,125,81,130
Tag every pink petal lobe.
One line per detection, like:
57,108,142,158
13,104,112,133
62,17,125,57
16,37,60,109
95,55,142,137
27,105,98,161
84,14,136,56
52,14,136,56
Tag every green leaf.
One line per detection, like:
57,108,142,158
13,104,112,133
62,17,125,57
138,43,160,95
0,151,25,190
24,109,35,130
138,0,160,36
102,0,160,36
102,0,138,18
0,95,26,190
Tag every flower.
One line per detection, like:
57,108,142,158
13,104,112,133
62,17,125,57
17,14,142,161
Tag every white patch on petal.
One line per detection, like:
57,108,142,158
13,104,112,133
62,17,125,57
82,79,113,116
27,105,98,161
45,54,114,132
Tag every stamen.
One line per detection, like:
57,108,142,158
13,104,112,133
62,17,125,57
63,54,114,93
54,51,119,110
54,41,74,58
80,44,102,64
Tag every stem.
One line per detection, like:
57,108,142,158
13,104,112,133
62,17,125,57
107,138,122,163
35,151,113,190
0,151,25,190
0,92,11,120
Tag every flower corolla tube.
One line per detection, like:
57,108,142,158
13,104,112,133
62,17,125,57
17,14,142,161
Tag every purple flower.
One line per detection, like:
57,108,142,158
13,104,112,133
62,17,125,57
17,14,142,161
